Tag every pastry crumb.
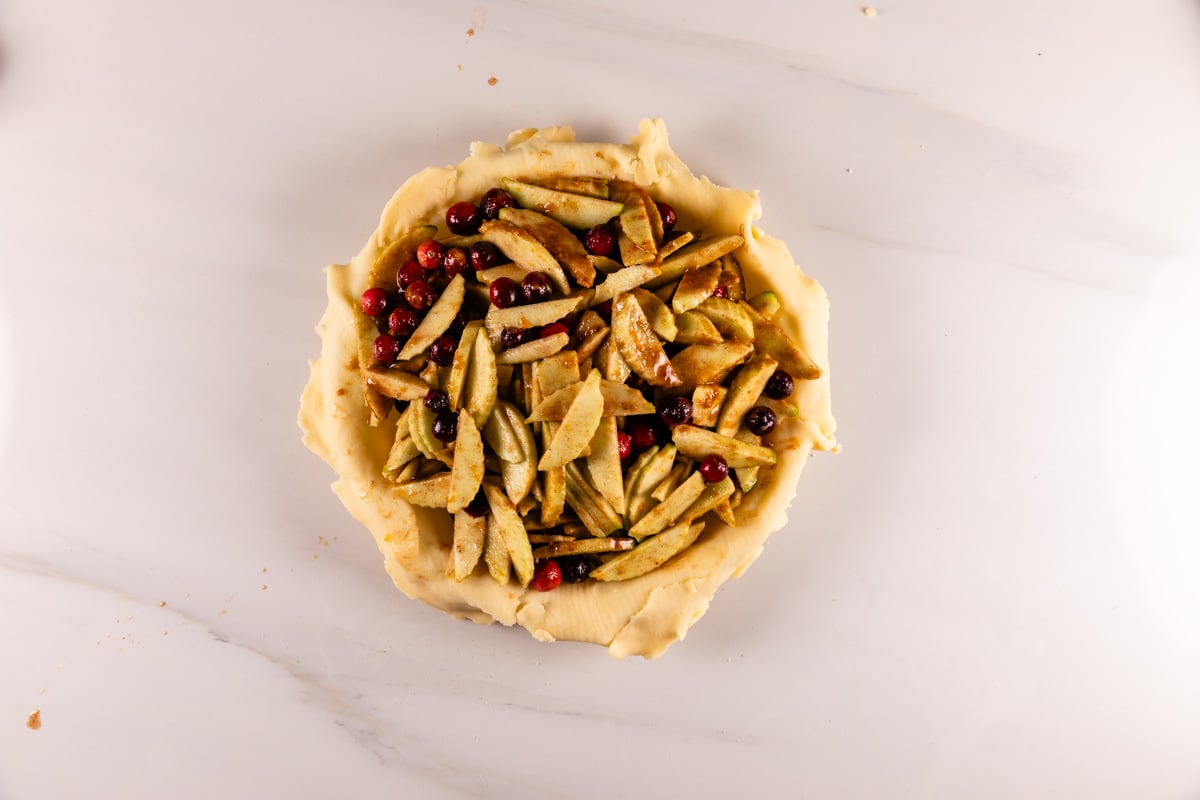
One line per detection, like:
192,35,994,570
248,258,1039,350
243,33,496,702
466,27,475,37
158,601,166,608
317,536,329,547
488,75,499,86
260,585,268,591
261,567,268,573
456,63,463,72
863,6,877,16
26,710,41,730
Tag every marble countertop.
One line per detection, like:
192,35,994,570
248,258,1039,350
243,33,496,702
3,1,1199,797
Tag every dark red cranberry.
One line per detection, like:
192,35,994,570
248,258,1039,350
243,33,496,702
559,556,595,583
489,276,520,308
480,188,515,219
388,306,419,337
764,369,795,400
500,327,528,349
540,322,569,339
397,260,425,289
584,224,617,256
446,315,467,340
626,416,662,449
429,336,457,366
658,395,693,427
406,280,436,311
745,405,776,436
711,285,728,299
373,334,400,364
617,432,632,461
469,241,500,271
432,410,458,442
699,454,729,483
416,240,444,270
442,247,468,277
423,389,449,412
531,559,563,592
595,300,613,319
360,287,390,317
522,272,552,303
446,201,482,235
464,491,489,518
656,202,676,233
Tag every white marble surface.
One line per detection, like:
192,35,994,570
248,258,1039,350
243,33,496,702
2,1,1199,797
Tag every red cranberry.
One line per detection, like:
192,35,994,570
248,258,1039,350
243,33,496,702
626,416,661,449
764,369,795,400
464,491,489,518
531,559,563,592
469,241,500,271
584,224,616,256
489,276,520,308
559,556,595,583
540,322,569,339
595,300,613,319
711,285,728,299
446,201,482,235
406,280,436,311
699,454,728,483
373,334,400,364
429,335,457,366
501,327,528,349
397,260,425,289
423,389,449,412
656,202,676,233
658,395,693,427
745,405,776,436
360,287,390,317
388,306,419,336
442,247,468,277
446,315,467,340
432,410,458,442
480,188,515,219
416,240,444,270
617,432,632,461
522,272,552,303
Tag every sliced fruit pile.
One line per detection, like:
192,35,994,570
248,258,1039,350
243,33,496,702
355,177,821,590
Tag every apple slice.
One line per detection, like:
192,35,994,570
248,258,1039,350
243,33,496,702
499,207,595,288
501,178,623,229
673,311,723,345
464,328,498,428
537,176,610,199
742,302,823,381
671,261,721,313
536,351,581,396
368,224,437,291
497,401,537,504
618,231,656,267
409,402,447,459
397,274,465,361
485,295,586,338
631,287,677,341
656,231,694,261
680,476,736,522
748,290,781,319
483,514,511,585
649,460,688,502
445,320,482,411
452,511,486,581
496,332,569,364
733,429,762,494
644,234,745,289
483,402,525,463
483,483,534,587
590,521,705,582
586,417,625,515
394,472,453,507
695,297,753,342
716,354,779,437
612,293,681,387
596,337,631,383
625,444,678,526
563,463,624,536
672,424,777,467
610,180,657,258
478,219,571,294
718,255,746,301
474,265,528,285
691,384,728,428
671,341,753,386
588,255,624,274
643,190,665,247
628,472,706,540
363,368,430,401
538,370,604,469
526,379,655,422
532,537,633,559
589,266,661,307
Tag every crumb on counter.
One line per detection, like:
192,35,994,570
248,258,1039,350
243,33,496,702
158,601,166,608
488,75,499,86
26,710,41,730
863,6,877,16
466,27,475,37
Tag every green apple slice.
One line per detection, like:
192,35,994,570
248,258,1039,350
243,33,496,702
452,511,486,581
586,417,625,515
741,301,823,381
496,332,569,364
628,472,706,540
673,311,723,345
618,231,656,267
537,176,610,199
631,287,677,341
716,354,779,437
612,293,681,387
538,370,603,469
483,483,533,587
748,290,781,319
526,379,654,422
409,402,446,459
478,219,571,294
500,178,623,229
394,472,453,507
485,295,586,338
363,367,430,401
536,351,581,396
532,537,633,559
483,514,511,585
576,327,609,365
691,385,727,428
680,476,735,522
447,410,484,514
596,337,631,383
695,296,753,342
474,265,529,285
464,329,497,428
563,463,623,536
589,266,661,307
590,521,705,582
644,234,745,289
733,429,762,494
671,261,721,313
625,444,678,526
672,424,776,467
499,207,595,288
656,231,694,261
588,255,624,274
397,274,465,361
671,341,753,386
718,255,746,301
610,180,657,258
445,320,482,411
483,402,525,463
497,402,537,504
